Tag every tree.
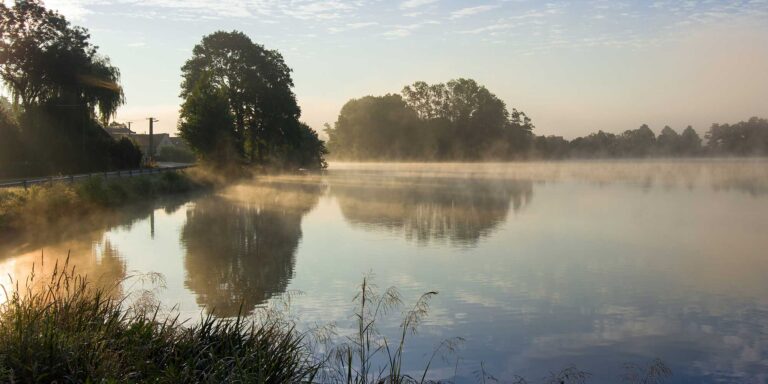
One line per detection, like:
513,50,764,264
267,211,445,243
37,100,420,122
326,78,534,160
569,130,618,158
656,125,681,156
0,0,123,121
706,117,768,156
281,122,328,170
679,126,702,155
180,31,325,169
0,0,131,176
0,98,24,177
178,74,238,165
325,94,421,160
534,135,569,159
181,31,325,167
618,124,656,157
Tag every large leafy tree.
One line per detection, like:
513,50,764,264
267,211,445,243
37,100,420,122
327,78,534,160
0,1,138,176
0,0,123,123
402,79,534,158
325,94,421,159
180,31,325,168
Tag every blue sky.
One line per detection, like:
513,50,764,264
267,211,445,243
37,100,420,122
21,0,768,138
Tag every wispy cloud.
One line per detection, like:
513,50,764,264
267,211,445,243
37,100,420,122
449,4,499,20
382,20,440,38
399,0,438,10
328,21,378,33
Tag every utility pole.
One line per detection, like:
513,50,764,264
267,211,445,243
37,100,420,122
147,117,159,165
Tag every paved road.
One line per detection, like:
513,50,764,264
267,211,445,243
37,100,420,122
0,164,195,189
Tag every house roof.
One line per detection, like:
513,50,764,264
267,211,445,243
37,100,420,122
131,134,171,155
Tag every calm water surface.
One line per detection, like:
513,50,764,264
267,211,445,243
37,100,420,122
2,160,768,383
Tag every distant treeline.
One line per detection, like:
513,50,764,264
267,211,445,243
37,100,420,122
325,78,768,160
535,118,768,159
0,1,142,178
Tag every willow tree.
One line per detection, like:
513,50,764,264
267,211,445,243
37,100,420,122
0,0,133,174
0,0,123,122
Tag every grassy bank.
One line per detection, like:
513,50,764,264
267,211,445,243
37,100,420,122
0,261,317,383
0,170,211,232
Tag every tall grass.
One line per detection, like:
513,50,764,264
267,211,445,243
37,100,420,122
0,256,319,383
320,277,462,384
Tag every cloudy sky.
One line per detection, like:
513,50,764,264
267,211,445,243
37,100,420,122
26,0,768,138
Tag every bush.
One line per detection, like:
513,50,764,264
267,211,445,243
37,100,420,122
156,145,196,164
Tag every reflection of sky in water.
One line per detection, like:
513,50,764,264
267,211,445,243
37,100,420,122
1,161,767,383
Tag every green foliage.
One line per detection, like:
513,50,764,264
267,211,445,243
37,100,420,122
0,98,23,177
618,124,656,157
281,121,329,170
156,145,196,164
534,117,768,159
111,137,144,169
0,172,205,231
326,94,422,159
179,31,327,169
179,74,239,164
680,126,702,155
0,0,137,177
705,117,768,156
0,0,124,120
325,79,534,160
537,124,705,159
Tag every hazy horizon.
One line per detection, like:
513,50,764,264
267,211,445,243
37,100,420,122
6,0,768,139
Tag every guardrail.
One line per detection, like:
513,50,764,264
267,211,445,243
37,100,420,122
0,165,195,190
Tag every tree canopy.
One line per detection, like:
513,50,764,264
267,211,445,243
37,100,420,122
325,79,534,160
0,0,140,177
0,0,123,122
706,117,768,156
179,31,326,169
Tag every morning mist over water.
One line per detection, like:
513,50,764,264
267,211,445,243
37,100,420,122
3,161,768,382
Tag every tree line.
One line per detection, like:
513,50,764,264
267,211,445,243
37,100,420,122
325,78,768,160
534,117,768,159
0,1,328,179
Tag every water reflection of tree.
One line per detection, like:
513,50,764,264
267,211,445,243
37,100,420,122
181,180,323,316
331,175,533,246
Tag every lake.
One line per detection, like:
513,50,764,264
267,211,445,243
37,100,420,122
2,160,768,383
